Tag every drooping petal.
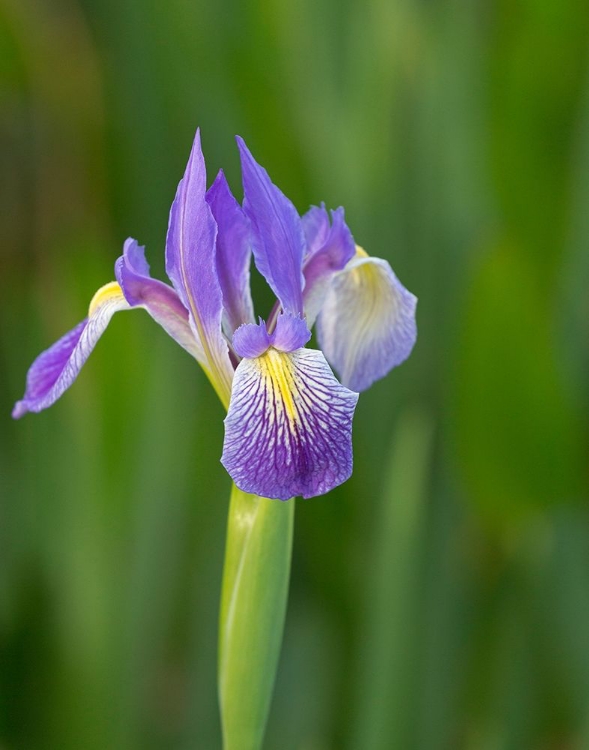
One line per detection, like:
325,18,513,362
206,170,254,335
115,238,204,361
236,136,305,317
221,348,358,500
302,206,356,327
12,282,129,418
165,129,233,402
316,250,417,392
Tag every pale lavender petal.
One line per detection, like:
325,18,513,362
115,238,204,362
271,313,311,353
302,207,356,327
121,235,150,278
12,283,129,418
222,348,358,500
206,170,254,335
232,320,271,359
301,204,330,257
236,136,305,316
317,253,417,392
165,129,233,398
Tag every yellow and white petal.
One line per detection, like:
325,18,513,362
316,249,417,392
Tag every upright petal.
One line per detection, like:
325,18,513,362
222,348,358,500
165,129,233,403
12,282,129,418
206,170,254,335
301,204,330,257
316,250,417,392
302,207,356,327
116,238,204,361
236,136,305,316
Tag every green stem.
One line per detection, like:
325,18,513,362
218,484,294,750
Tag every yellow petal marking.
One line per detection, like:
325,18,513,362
346,252,383,298
257,348,297,423
88,281,125,316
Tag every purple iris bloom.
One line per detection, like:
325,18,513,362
12,130,417,500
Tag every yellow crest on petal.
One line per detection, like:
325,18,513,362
345,248,388,300
256,348,298,423
88,281,125,316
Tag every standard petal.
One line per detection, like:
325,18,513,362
236,136,305,317
302,207,356,327
316,251,417,392
221,348,358,500
206,170,254,335
301,204,330,257
115,238,204,361
165,129,233,402
12,282,129,418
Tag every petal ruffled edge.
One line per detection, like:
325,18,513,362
221,347,358,500
231,318,272,359
316,252,417,392
302,206,356,327
301,204,331,257
232,313,310,359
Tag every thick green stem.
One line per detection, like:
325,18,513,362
218,484,294,750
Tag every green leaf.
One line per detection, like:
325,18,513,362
351,408,433,750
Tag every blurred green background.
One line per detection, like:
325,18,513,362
1,0,588,748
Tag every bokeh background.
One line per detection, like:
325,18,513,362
1,0,588,748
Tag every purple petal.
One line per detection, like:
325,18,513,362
316,253,417,392
236,136,305,316
120,234,151,279
232,319,272,359
165,129,233,399
271,313,311,353
206,170,254,335
222,348,358,500
115,238,204,361
232,314,310,359
302,207,356,326
12,282,129,418
301,204,330,257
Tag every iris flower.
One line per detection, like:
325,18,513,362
13,131,417,500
